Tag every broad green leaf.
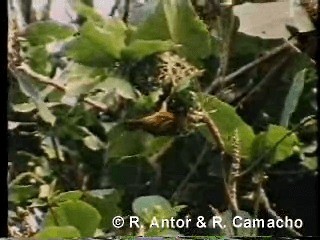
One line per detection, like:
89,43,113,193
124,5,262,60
75,1,105,23
9,185,38,204
132,195,182,224
93,77,136,99
83,135,105,151
17,77,56,125
146,228,180,237
132,0,211,60
51,191,83,203
25,45,52,76
63,63,106,97
65,78,98,97
108,126,153,158
162,0,211,60
121,40,176,61
197,94,255,159
34,226,81,239
12,102,37,112
83,189,122,230
301,156,317,171
107,156,155,186
80,127,105,151
132,1,171,41
280,69,306,127
66,20,127,66
44,200,101,237
250,125,300,164
143,136,174,164
23,21,75,46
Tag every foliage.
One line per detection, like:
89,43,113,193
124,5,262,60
8,0,317,238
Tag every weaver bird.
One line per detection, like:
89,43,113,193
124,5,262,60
125,109,187,135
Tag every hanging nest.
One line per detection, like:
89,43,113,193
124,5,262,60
129,51,204,96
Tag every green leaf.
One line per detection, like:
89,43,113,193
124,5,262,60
301,156,317,171
34,226,81,239
108,126,153,158
51,191,84,203
62,63,106,97
80,127,105,151
23,21,75,46
132,195,183,224
17,77,56,125
66,78,99,97
197,94,255,159
132,0,211,60
66,20,127,66
121,40,176,61
44,200,101,237
83,189,122,230
12,102,36,112
146,228,180,237
132,1,171,41
93,77,136,99
75,1,105,23
250,125,300,164
143,136,174,164
162,0,211,60
25,45,53,76
280,69,306,127
9,185,38,204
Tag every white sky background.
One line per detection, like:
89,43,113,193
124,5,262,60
32,0,116,23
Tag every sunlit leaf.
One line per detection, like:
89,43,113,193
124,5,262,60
83,189,122,230
66,20,127,66
35,226,81,239
44,200,101,237
197,94,255,159
132,195,183,224
23,21,76,46
132,0,211,60
250,125,300,164
17,77,56,125
121,39,176,61
280,69,306,127
93,77,136,100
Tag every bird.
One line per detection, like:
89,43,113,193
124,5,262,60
125,109,184,135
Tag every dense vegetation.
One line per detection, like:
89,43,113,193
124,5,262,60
8,0,317,238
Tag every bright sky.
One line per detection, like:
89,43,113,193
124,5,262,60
32,0,116,23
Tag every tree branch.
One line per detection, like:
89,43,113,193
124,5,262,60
206,41,291,93
14,63,109,112
259,188,302,236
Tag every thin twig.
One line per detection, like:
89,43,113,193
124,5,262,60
228,129,241,211
13,63,110,112
252,172,265,219
171,144,208,201
9,172,46,188
50,135,63,161
205,42,291,93
196,112,239,211
109,0,121,16
236,54,290,108
260,188,302,236
122,0,130,23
